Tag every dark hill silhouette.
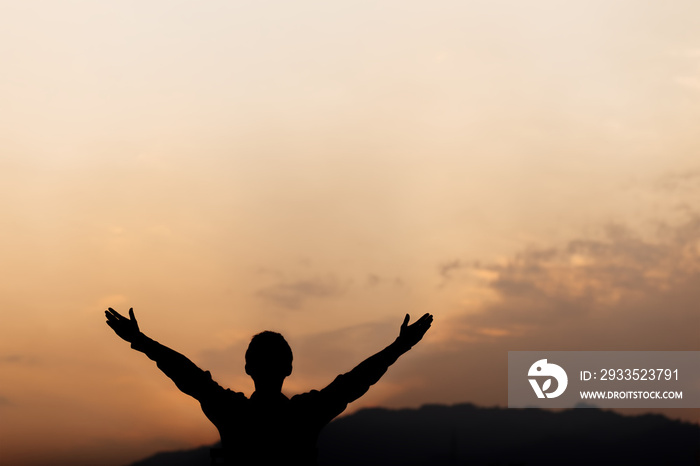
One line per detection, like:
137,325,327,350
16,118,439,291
129,403,700,466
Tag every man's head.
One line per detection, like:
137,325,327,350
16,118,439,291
245,331,293,385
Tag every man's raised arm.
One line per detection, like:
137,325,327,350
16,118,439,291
322,313,433,404
105,308,223,401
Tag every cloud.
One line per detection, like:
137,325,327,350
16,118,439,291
256,275,345,310
0,354,23,363
367,274,381,287
0,395,11,406
378,216,700,418
654,169,700,193
0,354,37,365
438,259,465,283
462,217,699,323
365,274,404,288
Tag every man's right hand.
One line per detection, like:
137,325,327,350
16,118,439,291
105,307,140,343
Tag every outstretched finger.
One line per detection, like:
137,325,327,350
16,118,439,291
412,313,431,325
417,315,433,330
402,314,410,328
129,307,136,321
107,308,125,320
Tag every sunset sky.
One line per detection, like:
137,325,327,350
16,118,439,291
1,1,699,465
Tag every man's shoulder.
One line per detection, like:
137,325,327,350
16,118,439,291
289,373,351,400
289,387,348,423
290,389,320,401
225,388,249,398
289,389,330,407
201,386,249,406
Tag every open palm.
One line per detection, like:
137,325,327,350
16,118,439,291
398,313,433,348
105,307,140,343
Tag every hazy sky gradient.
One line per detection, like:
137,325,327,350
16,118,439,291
1,1,699,465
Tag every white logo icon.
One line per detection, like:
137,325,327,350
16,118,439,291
528,359,568,398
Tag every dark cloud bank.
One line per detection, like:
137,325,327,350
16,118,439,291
388,215,700,420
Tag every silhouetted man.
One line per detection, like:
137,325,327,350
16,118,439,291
105,308,433,465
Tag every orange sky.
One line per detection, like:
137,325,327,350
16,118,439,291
1,2,699,465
